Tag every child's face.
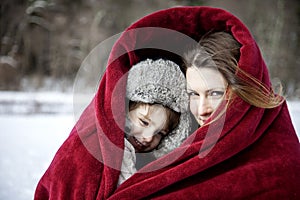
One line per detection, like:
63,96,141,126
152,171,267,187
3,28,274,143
127,104,169,152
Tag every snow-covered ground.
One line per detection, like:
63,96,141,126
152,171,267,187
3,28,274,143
0,92,74,200
0,114,73,200
0,92,299,200
287,101,300,138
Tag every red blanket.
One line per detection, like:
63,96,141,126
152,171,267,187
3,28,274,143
35,6,300,199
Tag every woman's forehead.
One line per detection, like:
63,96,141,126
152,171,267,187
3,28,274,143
186,67,227,90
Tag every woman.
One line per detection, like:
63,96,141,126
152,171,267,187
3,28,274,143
183,31,284,127
35,6,300,199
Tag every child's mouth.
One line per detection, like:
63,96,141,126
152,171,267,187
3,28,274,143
128,136,147,152
133,137,144,147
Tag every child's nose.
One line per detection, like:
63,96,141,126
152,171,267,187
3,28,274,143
139,129,156,143
142,135,154,143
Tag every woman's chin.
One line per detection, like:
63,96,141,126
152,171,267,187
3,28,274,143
195,118,204,126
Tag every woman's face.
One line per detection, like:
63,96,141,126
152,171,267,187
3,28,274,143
127,104,168,152
186,67,227,126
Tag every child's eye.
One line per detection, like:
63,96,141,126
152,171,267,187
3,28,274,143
139,119,149,126
155,132,168,150
158,131,167,138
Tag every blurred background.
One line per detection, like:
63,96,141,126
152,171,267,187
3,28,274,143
1,1,300,200
1,0,300,97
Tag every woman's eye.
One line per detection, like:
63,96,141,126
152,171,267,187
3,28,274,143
187,91,199,97
139,119,149,126
208,90,225,98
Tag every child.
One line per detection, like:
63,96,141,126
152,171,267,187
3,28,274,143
118,58,191,185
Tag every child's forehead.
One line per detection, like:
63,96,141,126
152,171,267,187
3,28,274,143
138,103,166,115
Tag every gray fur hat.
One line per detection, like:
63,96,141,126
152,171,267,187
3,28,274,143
126,58,191,158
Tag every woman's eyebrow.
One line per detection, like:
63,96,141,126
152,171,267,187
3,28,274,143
186,88,196,92
206,87,227,91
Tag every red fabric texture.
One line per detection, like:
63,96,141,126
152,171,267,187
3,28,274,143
35,6,300,199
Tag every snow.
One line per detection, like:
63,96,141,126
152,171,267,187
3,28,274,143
0,92,299,200
0,91,74,200
0,114,73,200
0,91,73,115
287,101,300,136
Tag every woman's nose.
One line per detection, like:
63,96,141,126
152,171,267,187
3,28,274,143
198,96,213,116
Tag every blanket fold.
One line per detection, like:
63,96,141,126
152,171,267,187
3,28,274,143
35,6,300,200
